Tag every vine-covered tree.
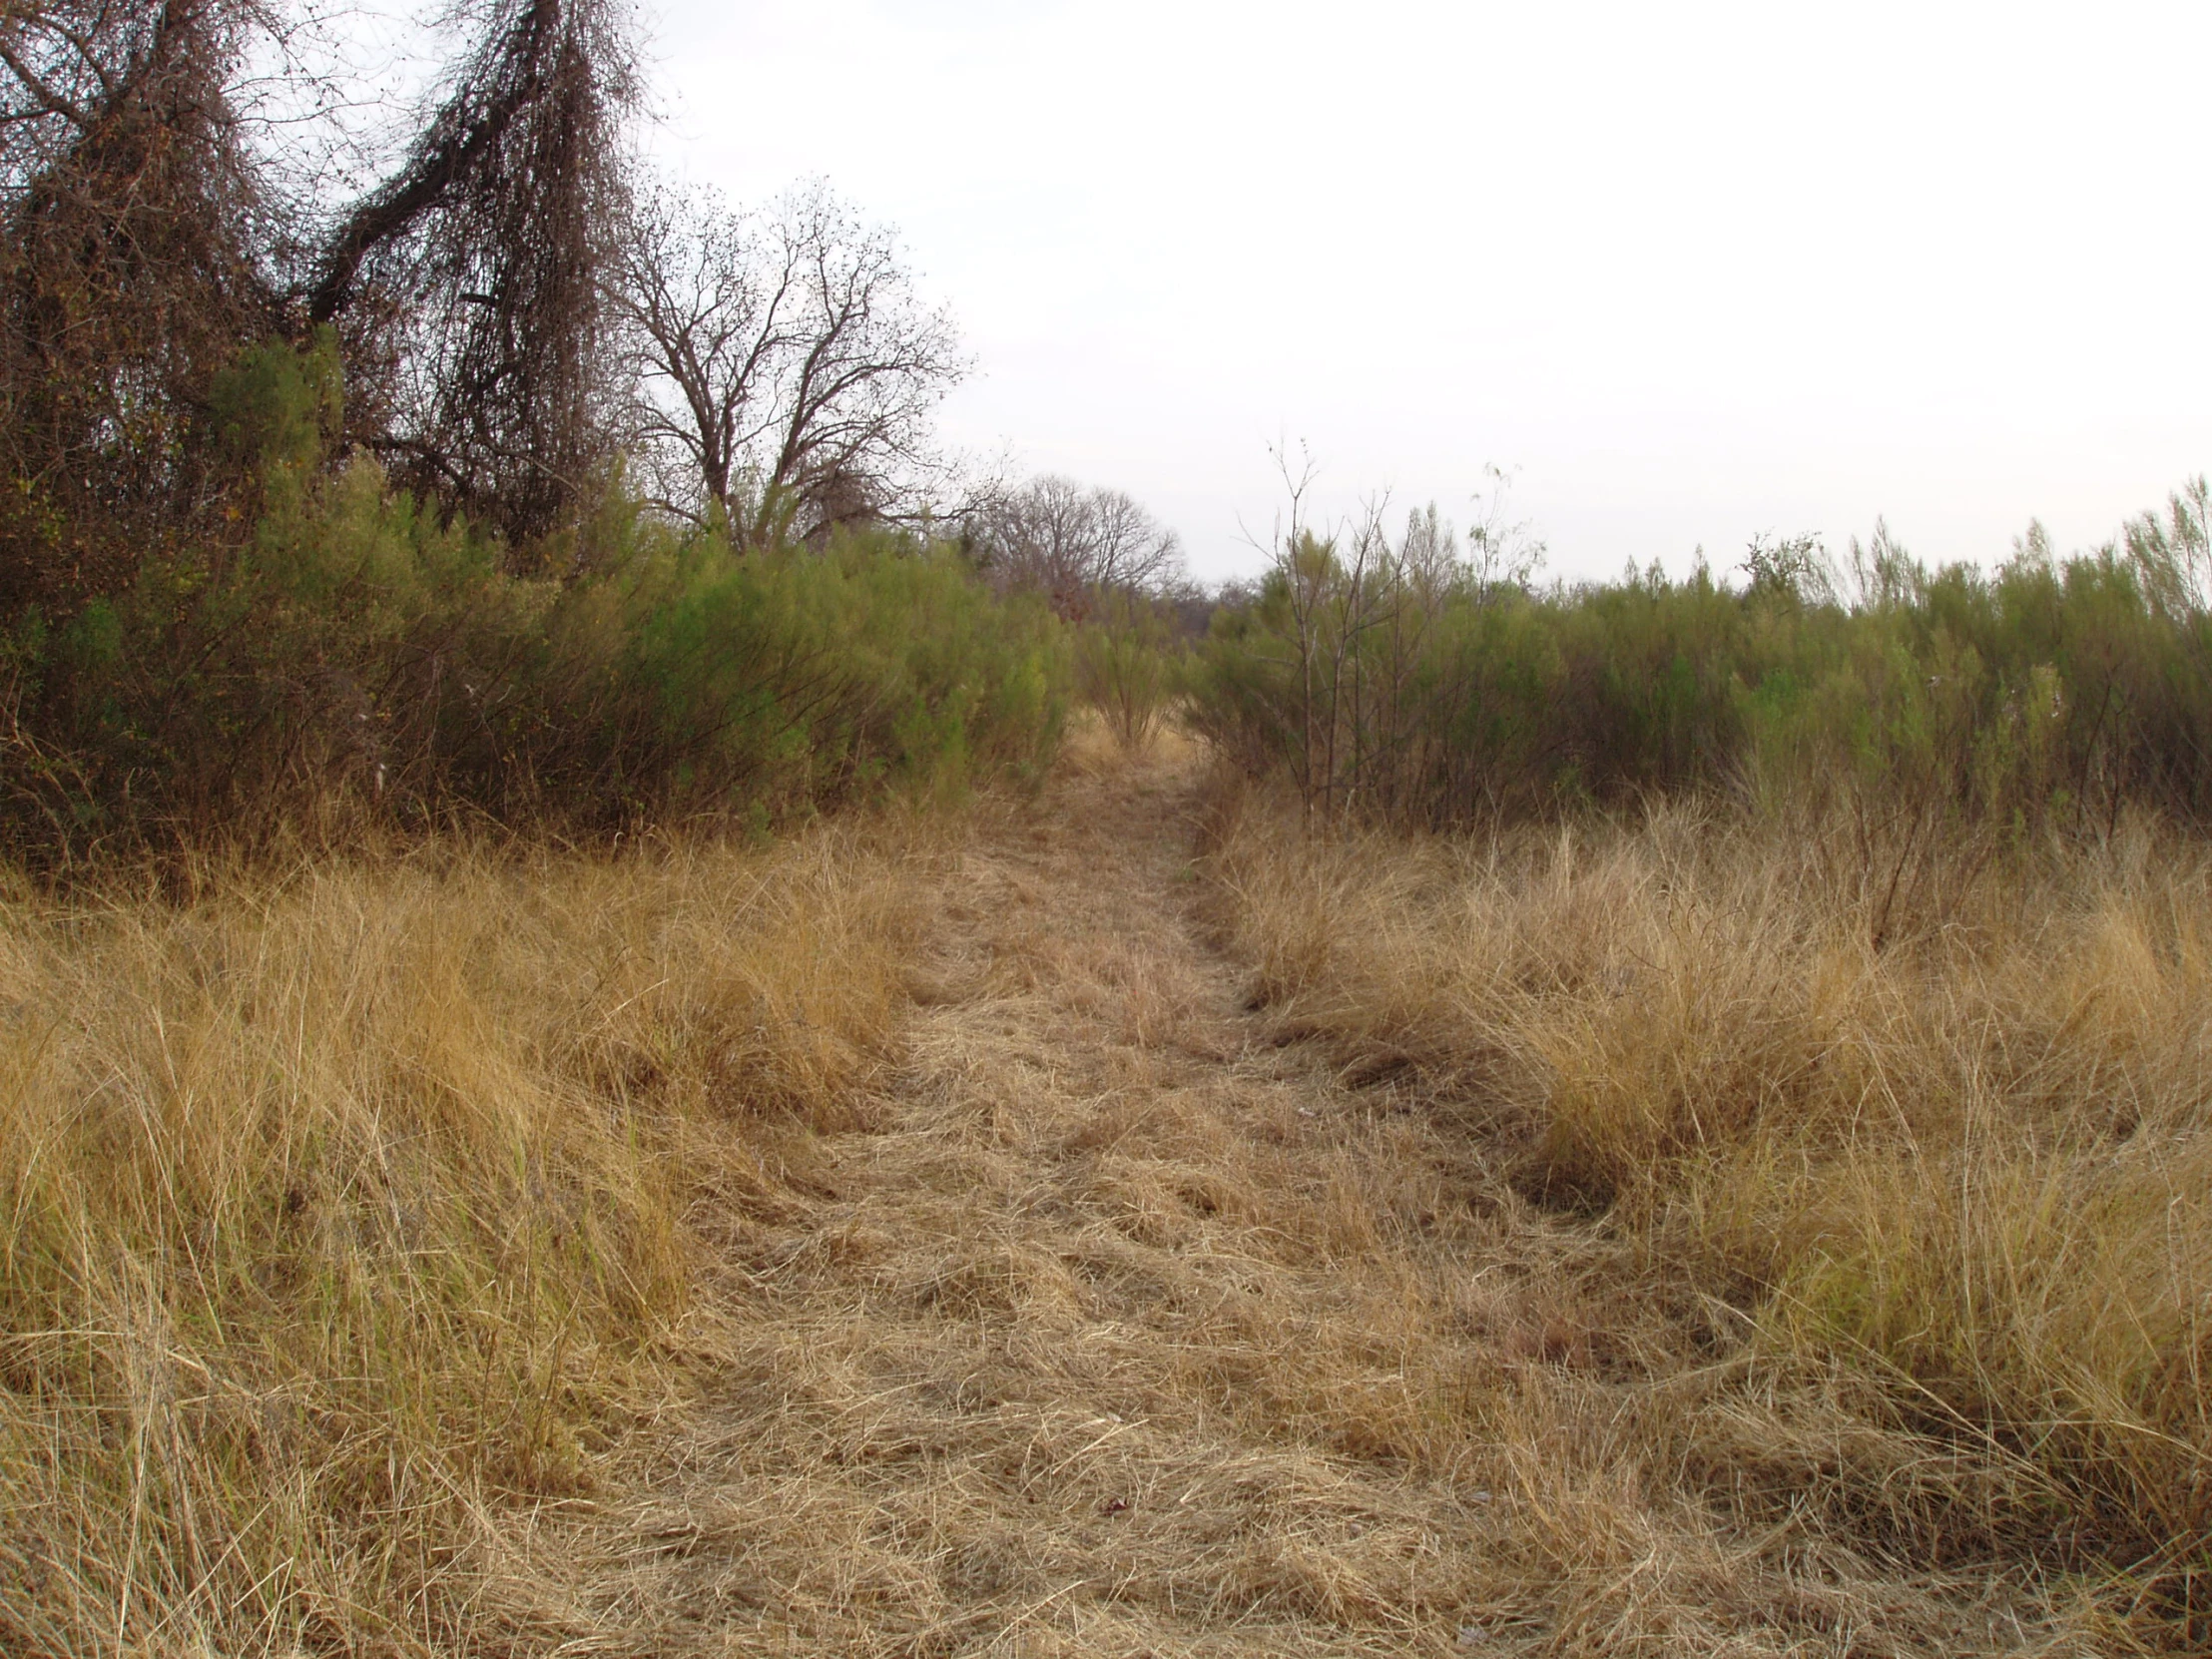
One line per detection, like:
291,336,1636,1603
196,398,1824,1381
0,0,981,579
0,0,645,584
309,0,637,552
0,0,276,607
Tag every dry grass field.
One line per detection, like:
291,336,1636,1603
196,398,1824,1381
0,819,935,1655
5,723,2206,1654
1200,766,2212,1656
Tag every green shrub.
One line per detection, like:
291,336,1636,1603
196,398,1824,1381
1073,589,1181,749
1193,483,2212,836
0,340,1069,863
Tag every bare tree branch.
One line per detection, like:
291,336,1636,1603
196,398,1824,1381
607,179,965,543
304,0,638,551
969,474,1184,619
0,0,280,607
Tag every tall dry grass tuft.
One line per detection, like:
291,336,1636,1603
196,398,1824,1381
0,823,931,1655
1202,771,2212,1644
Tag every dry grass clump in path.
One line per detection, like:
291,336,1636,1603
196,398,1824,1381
0,822,930,1656
579,732,2078,1657
1203,771,2212,1651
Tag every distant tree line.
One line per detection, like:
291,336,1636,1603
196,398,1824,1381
966,474,1189,621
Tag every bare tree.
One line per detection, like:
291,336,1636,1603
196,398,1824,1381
969,474,1184,619
607,180,965,544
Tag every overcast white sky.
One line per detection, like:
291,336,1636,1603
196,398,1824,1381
636,0,2207,584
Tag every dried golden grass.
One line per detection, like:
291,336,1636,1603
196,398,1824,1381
555,740,2082,1657
1202,769,2212,1650
0,821,933,1656
16,731,2203,1656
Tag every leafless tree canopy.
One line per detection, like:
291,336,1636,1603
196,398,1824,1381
971,474,1185,619
608,181,965,544
0,0,988,583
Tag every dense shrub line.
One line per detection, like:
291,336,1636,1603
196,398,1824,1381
1194,483,2212,833
0,343,1067,865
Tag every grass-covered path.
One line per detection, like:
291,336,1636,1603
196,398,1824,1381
574,733,1532,1657
543,725,2091,1659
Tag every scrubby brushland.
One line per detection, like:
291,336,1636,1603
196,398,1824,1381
0,0,1073,864
968,473,1200,753
1194,480,2212,837
0,339,1065,861
7,8,2208,1654
0,7,1080,1651
1185,483,2212,1649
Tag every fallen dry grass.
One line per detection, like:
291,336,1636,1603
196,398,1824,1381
545,733,2124,1658
13,730,2204,1655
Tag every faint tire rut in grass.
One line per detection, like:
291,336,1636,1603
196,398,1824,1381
579,737,1520,1657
